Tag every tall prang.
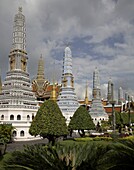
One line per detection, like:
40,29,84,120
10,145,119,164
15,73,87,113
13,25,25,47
90,67,108,125
107,78,113,103
0,7,39,141
118,86,124,105
57,46,79,125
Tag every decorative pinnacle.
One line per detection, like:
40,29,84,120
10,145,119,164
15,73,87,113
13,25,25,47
18,7,22,13
63,46,73,75
85,81,89,105
37,55,45,80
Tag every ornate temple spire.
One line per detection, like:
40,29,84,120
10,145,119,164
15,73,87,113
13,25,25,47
84,81,89,106
93,67,100,89
32,55,49,99
118,86,124,104
63,46,73,75
90,68,108,125
107,78,112,102
62,46,74,88
37,54,45,80
57,46,79,125
92,67,101,99
12,7,26,51
0,7,39,140
9,7,27,72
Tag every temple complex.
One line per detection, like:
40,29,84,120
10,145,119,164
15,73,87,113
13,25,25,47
57,46,79,124
0,7,39,140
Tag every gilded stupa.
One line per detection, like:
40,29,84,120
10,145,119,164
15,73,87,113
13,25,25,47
32,56,61,102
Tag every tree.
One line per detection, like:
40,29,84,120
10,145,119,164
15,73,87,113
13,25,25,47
29,100,68,145
0,124,14,156
68,106,95,137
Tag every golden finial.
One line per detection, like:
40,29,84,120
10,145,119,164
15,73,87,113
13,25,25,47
50,61,57,101
84,81,89,106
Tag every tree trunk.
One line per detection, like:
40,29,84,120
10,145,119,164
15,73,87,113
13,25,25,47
78,130,85,137
3,143,7,155
48,136,56,146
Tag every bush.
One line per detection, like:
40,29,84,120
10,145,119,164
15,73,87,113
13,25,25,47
74,137,93,142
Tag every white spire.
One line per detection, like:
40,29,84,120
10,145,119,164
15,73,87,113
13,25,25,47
12,7,26,51
63,46,73,75
57,46,79,125
93,67,100,89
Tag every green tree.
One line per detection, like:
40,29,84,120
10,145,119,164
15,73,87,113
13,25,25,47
68,106,95,137
101,120,110,132
0,124,14,156
29,100,68,145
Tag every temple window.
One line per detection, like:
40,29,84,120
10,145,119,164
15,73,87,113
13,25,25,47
20,130,24,137
17,115,21,120
10,115,14,120
13,131,17,137
32,114,34,120
27,115,30,120
1,115,4,120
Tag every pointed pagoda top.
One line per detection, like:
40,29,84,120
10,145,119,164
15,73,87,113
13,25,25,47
18,7,22,13
93,67,100,89
63,46,73,75
11,6,26,51
108,77,112,83
37,55,45,80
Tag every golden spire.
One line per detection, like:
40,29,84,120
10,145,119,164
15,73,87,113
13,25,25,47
37,54,45,81
84,81,89,106
50,82,57,102
50,62,57,101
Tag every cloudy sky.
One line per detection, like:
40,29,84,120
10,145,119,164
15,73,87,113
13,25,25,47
0,0,134,100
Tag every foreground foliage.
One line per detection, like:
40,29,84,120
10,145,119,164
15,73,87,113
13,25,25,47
2,139,134,170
